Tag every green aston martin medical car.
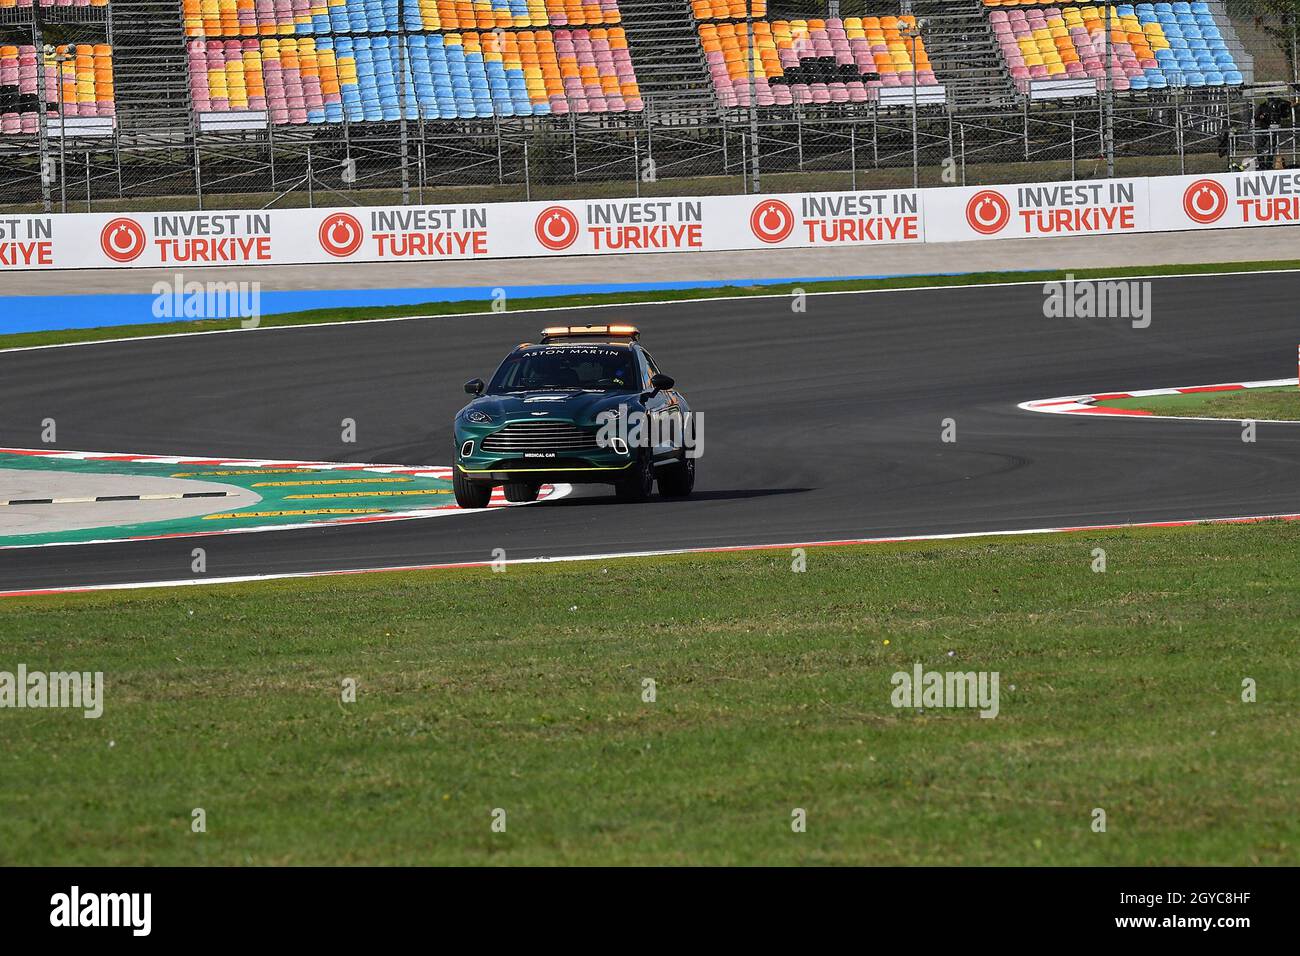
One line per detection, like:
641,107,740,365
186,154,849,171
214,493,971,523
452,324,699,508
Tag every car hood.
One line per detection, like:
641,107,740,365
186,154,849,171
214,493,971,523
461,391,640,426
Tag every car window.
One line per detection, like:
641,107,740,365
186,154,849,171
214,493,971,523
636,348,656,388
487,345,638,394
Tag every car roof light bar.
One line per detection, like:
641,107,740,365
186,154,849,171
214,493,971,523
540,325,640,341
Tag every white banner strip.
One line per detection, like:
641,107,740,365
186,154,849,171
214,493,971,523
1,170,1296,271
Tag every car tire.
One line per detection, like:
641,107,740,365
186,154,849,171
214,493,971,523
614,450,655,501
503,481,540,503
453,467,494,509
657,454,695,498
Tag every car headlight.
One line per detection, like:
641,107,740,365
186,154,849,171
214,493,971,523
465,410,493,424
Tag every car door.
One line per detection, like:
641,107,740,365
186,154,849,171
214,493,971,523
639,347,681,461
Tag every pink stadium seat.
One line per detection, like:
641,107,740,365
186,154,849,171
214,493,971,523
697,13,940,108
183,0,641,122
1,41,115,134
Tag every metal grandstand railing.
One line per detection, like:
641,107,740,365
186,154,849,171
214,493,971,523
0,90,1259,211
912,0,1018,107
621,0,717,114
0,0,1291,212
111,0,188,137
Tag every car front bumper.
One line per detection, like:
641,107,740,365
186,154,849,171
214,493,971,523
455,460,637,485
455,423,635,485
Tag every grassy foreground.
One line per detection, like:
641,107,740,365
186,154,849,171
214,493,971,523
2,260,1298,352
1,522,1297,866
1098,386,1300,421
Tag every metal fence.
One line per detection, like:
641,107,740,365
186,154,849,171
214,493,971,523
0,86,1284,213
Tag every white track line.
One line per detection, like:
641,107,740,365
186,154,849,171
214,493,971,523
7,277,1297,589
5,508,1299,597
4,268,1298,356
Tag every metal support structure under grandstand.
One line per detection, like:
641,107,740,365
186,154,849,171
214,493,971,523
0,87,1268,212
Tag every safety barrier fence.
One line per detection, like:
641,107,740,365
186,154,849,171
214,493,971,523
0,165,1294,269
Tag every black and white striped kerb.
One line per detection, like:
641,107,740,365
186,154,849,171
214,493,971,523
0,492,232,506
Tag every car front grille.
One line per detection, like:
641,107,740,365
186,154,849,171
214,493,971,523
480,421,597,453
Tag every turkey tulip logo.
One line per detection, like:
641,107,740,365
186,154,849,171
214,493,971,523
965,190,1011,235
99,217,146,262
534,206,579,251
319,213,364,257
1182,179,1229,225
749,199,794,244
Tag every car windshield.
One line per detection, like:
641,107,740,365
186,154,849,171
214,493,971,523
487,345,639,394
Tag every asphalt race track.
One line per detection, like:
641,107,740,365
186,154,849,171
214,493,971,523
2,271,1298,590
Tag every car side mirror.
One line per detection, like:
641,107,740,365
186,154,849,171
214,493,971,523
465,378,484,395
641,373,673,403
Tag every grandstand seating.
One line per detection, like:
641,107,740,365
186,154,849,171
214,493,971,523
696,9,939,107
988,2,1243,92
0,0,1258,139
188,26,640,121
181,0,640,121
691,0,765,18
181,0,623,37
0,43,115,134
0,0,111,7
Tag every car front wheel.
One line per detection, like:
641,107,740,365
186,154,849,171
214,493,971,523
503,481,540,503
453,468,494,508
657,455,695,498
614,450,655,501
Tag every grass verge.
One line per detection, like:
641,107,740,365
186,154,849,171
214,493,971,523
1097,386,1300,421
1,521,1296,865
3,259,1299,353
